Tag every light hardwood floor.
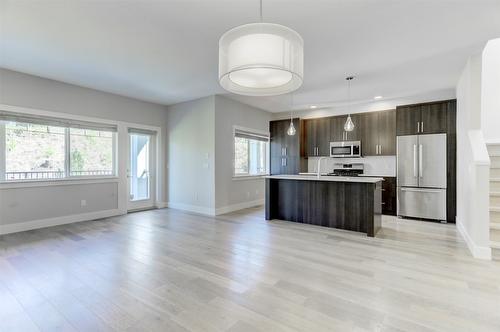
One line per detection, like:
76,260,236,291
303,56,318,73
1,207,500,332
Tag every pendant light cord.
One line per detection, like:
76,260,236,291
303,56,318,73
290,93,294,121
260,0,263,22
346,76,353,116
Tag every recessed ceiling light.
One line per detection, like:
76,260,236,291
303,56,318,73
310,105,317,109
374,96,383,100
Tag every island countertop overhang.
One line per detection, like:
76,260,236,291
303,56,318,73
264,174,384,183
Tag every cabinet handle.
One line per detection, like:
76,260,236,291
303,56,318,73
379,145,382,155
421,122,424,133
417,122,420,133
284,158,287,167
284,147,287,156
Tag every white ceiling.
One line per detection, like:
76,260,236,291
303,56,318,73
1,0,499,112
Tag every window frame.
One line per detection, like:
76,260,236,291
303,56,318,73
0,120,118,184
232,125,270,179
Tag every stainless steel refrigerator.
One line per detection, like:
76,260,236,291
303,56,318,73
397,133,447,221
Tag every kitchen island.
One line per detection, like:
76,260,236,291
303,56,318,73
265,175,383,237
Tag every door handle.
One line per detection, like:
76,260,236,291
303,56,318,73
401,187,442,193
413,144,417,177
419,144,423,178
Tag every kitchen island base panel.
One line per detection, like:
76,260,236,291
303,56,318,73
265,178,382,237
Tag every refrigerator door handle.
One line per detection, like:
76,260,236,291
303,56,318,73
419,144,423,178
413,144,417,177
401,187,443,193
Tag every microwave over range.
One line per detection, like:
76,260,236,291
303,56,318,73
330,141,361,158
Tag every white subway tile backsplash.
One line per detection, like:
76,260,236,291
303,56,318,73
308,155,396,177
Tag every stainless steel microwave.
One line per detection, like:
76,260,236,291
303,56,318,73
330,141,361,158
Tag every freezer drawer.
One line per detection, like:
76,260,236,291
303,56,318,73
397,187,446,221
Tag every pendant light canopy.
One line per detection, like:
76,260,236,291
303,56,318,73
344,76,355,132
218,1,304,96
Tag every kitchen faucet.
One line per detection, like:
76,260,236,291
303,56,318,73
316,157,328,179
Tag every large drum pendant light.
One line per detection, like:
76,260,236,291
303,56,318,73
218,0,304,96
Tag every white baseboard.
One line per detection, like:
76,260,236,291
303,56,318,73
155,201,168,209
0,209,123,235
215,199,264,215
456,217,492,260
166,202,216,216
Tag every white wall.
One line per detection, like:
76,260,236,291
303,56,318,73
214,95,272,213
0,68,168,233
481,38,500,143
166,96,216,215
456,54,491,259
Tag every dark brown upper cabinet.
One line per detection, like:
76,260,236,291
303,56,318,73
397,100,450,136
330,114,361,142
377,110,397,155
270,119,300,174
420,102,448,134
304,118,330,157
359,110,396,156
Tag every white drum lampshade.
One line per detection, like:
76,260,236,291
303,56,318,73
219,23,304,96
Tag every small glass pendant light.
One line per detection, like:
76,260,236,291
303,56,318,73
344,115,354,132
344,76,355,132
287,120,296,136
287,93,296,135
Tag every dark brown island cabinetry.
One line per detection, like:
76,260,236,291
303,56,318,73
265,176,382,237
396,100,453,135
359,110,396,156
269,119,300,175
303,118,330,157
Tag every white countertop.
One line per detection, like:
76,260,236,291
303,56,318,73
265,174,384,183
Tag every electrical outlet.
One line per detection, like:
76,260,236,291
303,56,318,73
81,199,87,207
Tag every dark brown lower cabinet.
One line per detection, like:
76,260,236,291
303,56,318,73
382,177,397,216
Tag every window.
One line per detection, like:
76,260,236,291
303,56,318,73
233,127,269,177
5,122,66,180
0,112,117,181
69,128,114,176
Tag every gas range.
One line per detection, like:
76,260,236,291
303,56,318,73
327,163,364,177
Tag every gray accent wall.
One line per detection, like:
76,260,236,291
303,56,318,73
166,96,216,214
165,95,271,215
214,95,272,210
